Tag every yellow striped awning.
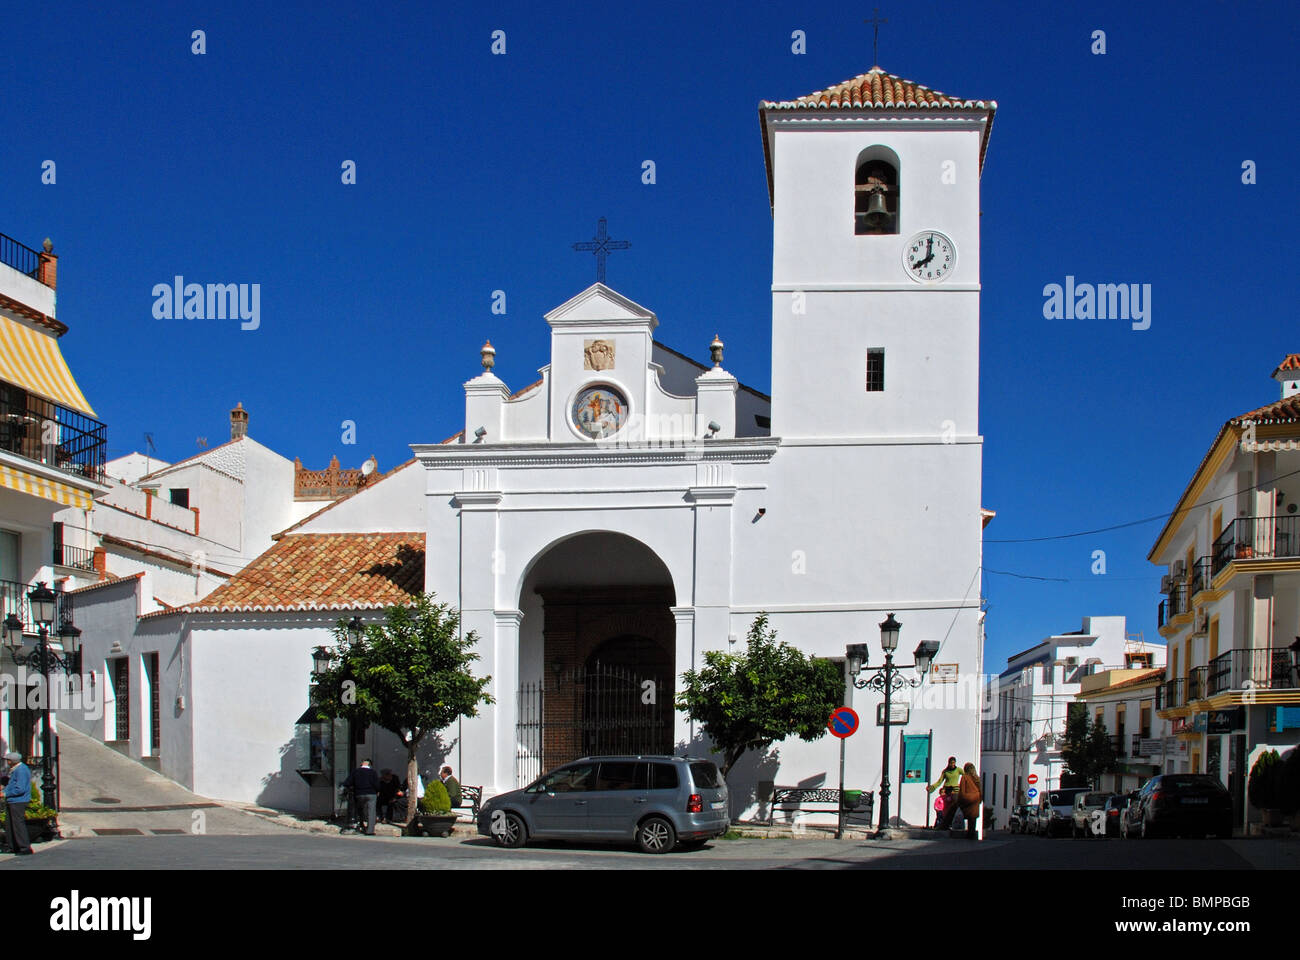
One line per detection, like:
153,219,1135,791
0,314,96,416
0,463,93,509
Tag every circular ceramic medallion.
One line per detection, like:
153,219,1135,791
571,385,628,439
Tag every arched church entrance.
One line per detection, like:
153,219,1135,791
515,533,677,784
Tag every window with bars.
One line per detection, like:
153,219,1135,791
866,349,885,392
112,658,130,741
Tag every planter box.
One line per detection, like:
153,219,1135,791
408,814,457,838
0,817,58,848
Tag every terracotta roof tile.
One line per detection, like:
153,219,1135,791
163,532,424,614
1230,395,1300,426
1273,354,1300,375
761,66,993,111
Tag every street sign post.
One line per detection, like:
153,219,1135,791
829,707,859,839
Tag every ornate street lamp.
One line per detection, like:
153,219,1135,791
8,582,80,811
846,615,940,835
346,615,364,644
311,645,332,676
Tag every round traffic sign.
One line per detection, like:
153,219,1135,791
1027,774,1039,785
1027,787,1038,799
828,706,860,739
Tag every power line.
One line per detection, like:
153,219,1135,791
985,465,1300,544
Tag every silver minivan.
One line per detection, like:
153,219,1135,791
477,755,729,853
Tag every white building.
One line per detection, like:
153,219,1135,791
981,617,1164,818
53,405,384,609
0,234,108,769
1148,355,1300,829
60,65,997,826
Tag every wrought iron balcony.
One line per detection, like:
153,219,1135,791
1158,582,1189,628
1189,556,1214,596
52,543,96,572
1187,665,1208,701
0,388,105,484
1206,648,1299,695
1212,515,1300,576
0,232,42,282
0,578,75,636
1109,734,1125,757
1156,678,1184,711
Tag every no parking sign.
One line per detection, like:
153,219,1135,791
828,706,860,738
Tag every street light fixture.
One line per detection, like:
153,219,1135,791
845,615,938,836
3,613,23,653
346,616,364,644
8,582,80,812
311,645,332,676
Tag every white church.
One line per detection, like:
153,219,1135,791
61,65,995,828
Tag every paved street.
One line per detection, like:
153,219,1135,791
4,830,1297,870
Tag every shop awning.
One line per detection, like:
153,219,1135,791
0,315,96,417
0,462,93,509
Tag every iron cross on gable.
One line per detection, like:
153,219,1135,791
572,217,630,284
865,9,888,66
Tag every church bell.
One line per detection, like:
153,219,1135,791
864,188,890,230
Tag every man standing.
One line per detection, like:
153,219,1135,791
3,751,33,855
440,765,462,811
926,756,963,832
343,758,380,835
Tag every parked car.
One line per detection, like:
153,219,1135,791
1071,791,1117,838
477,755,729,853
1122,774,1233,839
1105,792,1137,837
1035,787,1088,837
1008,803,1033,834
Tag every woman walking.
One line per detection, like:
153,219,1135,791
957,763,982,839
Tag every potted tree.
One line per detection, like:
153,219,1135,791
412,779,457,838
1247,749,1283,827
0,782,59,845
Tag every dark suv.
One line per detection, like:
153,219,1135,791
1122,774,1233,839
477,755,729,853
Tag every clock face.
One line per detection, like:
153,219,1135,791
571,385,628,439
903,231,956,283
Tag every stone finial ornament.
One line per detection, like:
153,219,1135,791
481,340,496,371
710,334,724,367
42,238,53,253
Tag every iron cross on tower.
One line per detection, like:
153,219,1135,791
572,217,630,284
865,9,888,66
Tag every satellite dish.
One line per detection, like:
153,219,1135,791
361,457,376,476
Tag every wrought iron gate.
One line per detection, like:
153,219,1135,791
515,663,673,786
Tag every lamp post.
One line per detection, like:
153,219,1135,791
846,614,939,835
3,583,81,811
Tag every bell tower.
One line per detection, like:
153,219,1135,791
759,67,995,440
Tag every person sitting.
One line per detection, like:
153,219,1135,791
440,766,462,811
377,768,403,823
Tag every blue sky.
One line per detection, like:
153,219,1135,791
4,1,1296,668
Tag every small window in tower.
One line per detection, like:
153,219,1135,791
855,151,899,235
866,349,885,392
169,488,189,508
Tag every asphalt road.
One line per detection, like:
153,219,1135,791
3,830,1297,870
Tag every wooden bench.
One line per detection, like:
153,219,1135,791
767,787,874,826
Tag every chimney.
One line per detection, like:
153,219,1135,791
36,238,57,290
230,402,249,440
1273,355,1300,400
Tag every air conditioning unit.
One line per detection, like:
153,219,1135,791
1172,560,1186,579
1160,575,1173,594
1193,608,1209,635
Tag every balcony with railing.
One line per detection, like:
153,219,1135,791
1189,556,1214,597
0,232,42,282
1156,678,1184,711
1109,734,1126,758
0,579,75,635
1206,648,1299,695
1188,665,1209,701
1158,581,1189,629
1212,515,1300,576
0,388,106,484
